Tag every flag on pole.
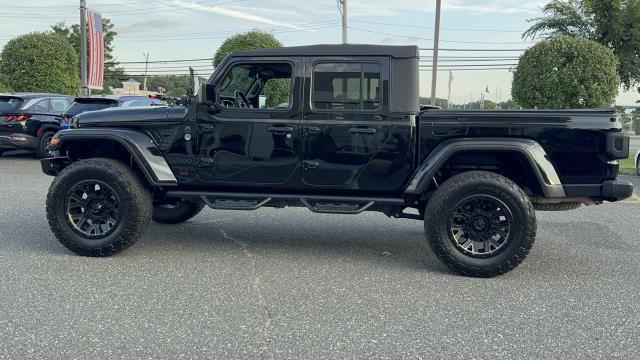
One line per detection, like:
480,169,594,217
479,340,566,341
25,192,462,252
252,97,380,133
86,9,104,90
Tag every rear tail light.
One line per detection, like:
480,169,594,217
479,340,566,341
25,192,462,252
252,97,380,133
3,114,31,123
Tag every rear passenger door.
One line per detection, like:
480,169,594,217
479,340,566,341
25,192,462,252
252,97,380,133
301,58,390,190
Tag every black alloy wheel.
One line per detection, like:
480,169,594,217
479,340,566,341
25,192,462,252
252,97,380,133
449,195,512,257
66,180,122,238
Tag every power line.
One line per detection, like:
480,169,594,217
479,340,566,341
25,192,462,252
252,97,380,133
350,19,524,33
114,23,340,42
420,63,518,67
123,65,216,70
107,58,213,65
420,47,526,52
420,58,520,62
116,20,338,39
419,68,513,72
348,26,532,45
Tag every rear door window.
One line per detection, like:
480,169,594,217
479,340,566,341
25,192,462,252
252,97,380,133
25,98,50,113
312,62,381,111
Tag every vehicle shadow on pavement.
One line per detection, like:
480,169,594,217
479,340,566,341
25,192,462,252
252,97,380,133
0,151,36,160
136,213,449,274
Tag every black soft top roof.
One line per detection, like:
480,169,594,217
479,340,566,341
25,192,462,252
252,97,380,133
233,44,420,59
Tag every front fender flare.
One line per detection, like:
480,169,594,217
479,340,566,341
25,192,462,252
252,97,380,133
50,128,178,186
405,138,565,198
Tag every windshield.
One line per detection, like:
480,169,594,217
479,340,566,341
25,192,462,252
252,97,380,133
0,97,24,112
65,99,118,116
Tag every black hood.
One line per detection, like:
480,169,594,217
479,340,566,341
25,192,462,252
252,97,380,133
75,105,188,128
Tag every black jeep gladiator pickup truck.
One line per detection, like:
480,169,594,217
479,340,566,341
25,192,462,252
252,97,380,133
41,44,633,277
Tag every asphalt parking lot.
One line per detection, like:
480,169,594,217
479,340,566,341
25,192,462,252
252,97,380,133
1,152,639,359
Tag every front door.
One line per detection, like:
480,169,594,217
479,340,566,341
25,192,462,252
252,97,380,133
301,59,390,190
197,59,301,185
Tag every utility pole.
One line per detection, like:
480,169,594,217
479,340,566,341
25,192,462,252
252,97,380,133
142,52,150,93
430,0,442,106
80,0,87,95
447,70,453,109
339,0,348,44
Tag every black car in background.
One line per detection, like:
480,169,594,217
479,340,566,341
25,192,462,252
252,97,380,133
59,95,166,129
0,93,73,158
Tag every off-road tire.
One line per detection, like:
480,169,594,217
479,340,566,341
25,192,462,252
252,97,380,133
152,201,205,224
46,158,152,256
637,158,640,176
424,171,536,277
533,202,582,211
36,131,55,159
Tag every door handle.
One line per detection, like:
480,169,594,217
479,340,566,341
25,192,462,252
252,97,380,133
349,127,377,135
302,160,320,169
304,126,321,136
199,124,215,132
267,126,294,133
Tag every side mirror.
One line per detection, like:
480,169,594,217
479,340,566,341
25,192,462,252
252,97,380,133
199,83,217,106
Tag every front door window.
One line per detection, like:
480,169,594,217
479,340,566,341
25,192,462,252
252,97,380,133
218,62,293,111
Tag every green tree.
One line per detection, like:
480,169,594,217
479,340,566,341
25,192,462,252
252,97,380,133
51,19,122,91
213,30,283,67
523,0,640,91
213,30,287,107
0,80,8,92
632,109,640,135
497,99,521,109
419,97,449,108
512,36,619,109
129,75,192,97
0,32,80,94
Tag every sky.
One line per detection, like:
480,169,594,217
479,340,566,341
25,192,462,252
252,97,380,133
0,0,637,105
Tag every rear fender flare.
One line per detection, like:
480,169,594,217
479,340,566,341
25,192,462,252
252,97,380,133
50,128,178,186
405,138,565,198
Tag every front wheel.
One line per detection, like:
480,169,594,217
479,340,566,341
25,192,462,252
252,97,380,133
424,171,536,277
152,200,204,224
46,158,152,256
36,131,55,159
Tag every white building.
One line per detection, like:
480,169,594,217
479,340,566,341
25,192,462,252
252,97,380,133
110,79,157,96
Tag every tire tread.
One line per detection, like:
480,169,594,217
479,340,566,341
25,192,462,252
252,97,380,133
424,171,536,277
46,158,152,256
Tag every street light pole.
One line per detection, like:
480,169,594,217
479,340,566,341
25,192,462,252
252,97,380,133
430,0,442,106
80,0,87,95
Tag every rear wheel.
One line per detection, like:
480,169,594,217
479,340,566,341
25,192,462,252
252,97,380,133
152,200,205,224
46,158,152,256
424,171,536,277
36,131,55,159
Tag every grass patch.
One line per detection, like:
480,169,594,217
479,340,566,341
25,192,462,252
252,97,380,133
620,155,637,174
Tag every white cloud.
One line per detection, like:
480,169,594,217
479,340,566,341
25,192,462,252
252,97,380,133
173,0,312,31
443,0,549,15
